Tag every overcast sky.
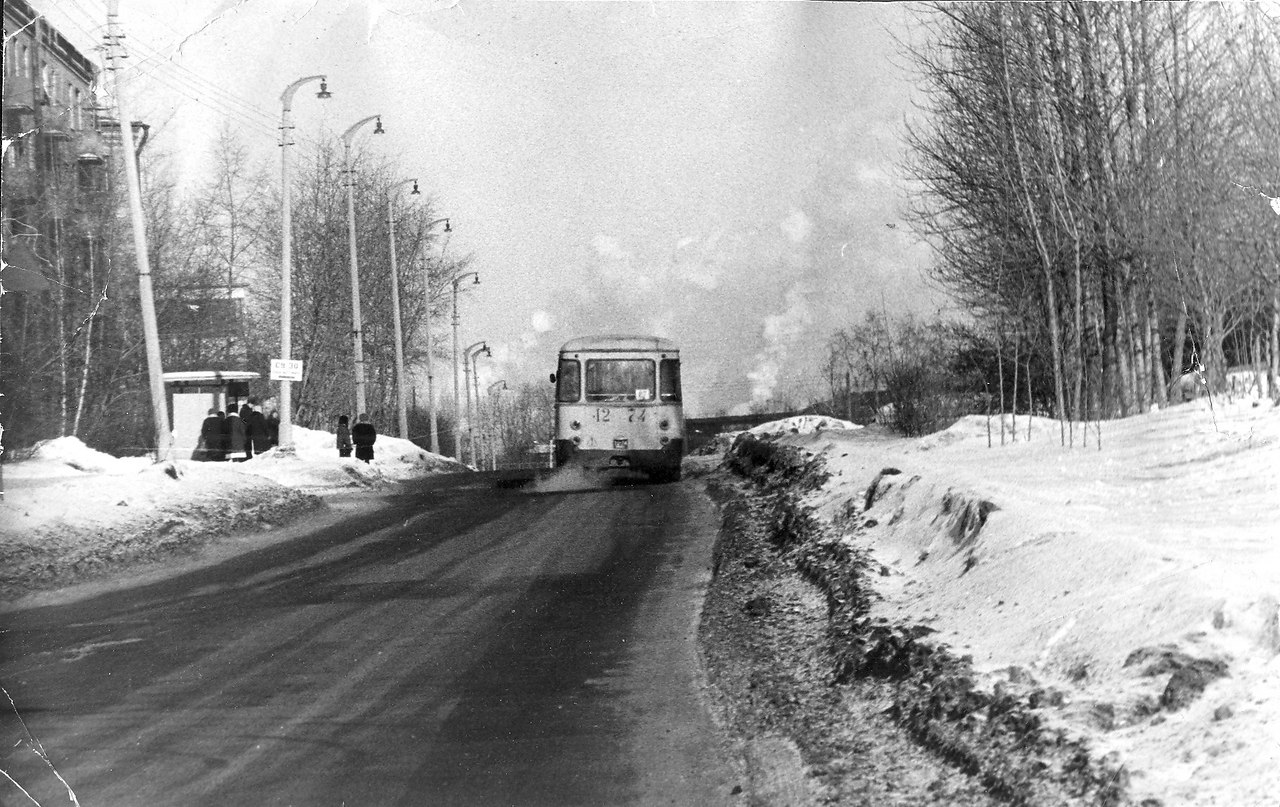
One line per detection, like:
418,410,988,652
46,0,944,416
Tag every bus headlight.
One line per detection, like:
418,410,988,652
572,436,582,446
659,419,670,430
571,420,582,430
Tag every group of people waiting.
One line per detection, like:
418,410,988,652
195,400,277,462
197,403,379,464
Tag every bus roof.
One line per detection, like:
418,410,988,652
559,334,679,354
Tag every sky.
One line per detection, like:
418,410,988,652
41,0,945,417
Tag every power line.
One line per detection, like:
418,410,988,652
56,0,284,139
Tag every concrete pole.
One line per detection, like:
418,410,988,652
450,271,479,460
107,1,172,460
342,115,383,418
463,341,487,468
424,253,438,454
278,75,328,455
387,178,418,439
453,282,461,460
422,218,449,455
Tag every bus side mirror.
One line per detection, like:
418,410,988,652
549,373,557,384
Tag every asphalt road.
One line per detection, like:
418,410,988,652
1,472,739,807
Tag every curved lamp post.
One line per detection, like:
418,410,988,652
463,341,491,468
386,177,420,439
420,217,450,454
450,271,480,459
486,380,507,470
277,75,330,455
342,114,384,418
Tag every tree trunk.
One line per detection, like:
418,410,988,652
1148,286,1168,407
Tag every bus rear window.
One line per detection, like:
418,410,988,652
660,358,681,402
585,359,655,402
556,359,581,402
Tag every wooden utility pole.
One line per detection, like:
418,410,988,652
106,0,172,460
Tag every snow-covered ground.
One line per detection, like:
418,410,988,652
752,401,1279,806
0,427,468,601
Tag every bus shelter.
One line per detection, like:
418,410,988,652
162,370,260,459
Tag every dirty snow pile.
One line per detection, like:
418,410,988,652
753,399,1279,806
747,414,862,439
0,429,466,598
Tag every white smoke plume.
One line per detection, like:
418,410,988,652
747,282,812,407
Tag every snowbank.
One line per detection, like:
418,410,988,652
0,430,468,599
753,399,1280,806
747,415,862,439
237,426,466,490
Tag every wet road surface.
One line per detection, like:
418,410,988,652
1,473,738,806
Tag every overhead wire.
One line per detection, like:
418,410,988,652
52,0,285,141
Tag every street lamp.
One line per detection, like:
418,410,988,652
463,341,491,468
451,270,480,459
421,217,451,455
486,380,507,470
277,74,330,455
342,113,385,418
386,177,420,440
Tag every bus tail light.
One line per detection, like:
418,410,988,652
659,419,670,430
571,420,582,430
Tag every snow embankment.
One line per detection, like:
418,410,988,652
749,399,1279,807
748,414,862,439
0,428,467,598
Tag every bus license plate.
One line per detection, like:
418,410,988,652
613,438,629,449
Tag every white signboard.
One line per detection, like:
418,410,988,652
270,359,304,381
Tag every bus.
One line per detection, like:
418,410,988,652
551,335,684,482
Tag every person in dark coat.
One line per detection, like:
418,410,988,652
224,408,249,461
247,403,270,455
239,402,255,458
215,410,228,460
351,413,377,463
336,415,353,458
197,408,222,461
266,410,280,447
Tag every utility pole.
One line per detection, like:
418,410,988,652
278,75,331,455
342,115,384,418
387,179,420,439
106,0,172,460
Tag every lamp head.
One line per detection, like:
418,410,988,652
316,80,331,99
443,218,452,233
373,116,385,135
410,180,420,195
472,274,480,285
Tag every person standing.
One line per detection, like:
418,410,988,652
239,402,255,458
225,407,249,461
336,415,353,458
247,402,270,456
266,410,280,448
213,410,227,461
351,413,377,463
196,408,221,460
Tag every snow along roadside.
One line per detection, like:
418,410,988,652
720,399,1279,807
0,430,469,604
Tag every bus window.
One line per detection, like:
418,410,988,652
556,359,581,402
585,359,655,402
660,358,681,402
